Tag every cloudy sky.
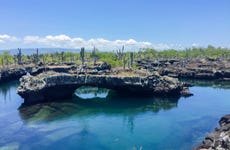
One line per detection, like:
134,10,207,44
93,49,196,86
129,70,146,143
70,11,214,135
0,0,230,50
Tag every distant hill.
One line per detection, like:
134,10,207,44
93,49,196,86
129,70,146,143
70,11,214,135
0,48,80,55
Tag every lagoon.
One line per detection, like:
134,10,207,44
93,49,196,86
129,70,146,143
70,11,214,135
0,81,230,150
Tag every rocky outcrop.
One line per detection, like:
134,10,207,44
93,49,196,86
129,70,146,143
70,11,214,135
30,62,111,76
30,66,73,76
0,68,27,83
136,58,230,80
0,62,112,84
17,71,192,104
195,114,230,150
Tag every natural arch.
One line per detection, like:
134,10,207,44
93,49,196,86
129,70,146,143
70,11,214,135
17,72,191,104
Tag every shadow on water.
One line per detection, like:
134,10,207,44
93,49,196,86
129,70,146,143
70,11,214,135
18,86,180,123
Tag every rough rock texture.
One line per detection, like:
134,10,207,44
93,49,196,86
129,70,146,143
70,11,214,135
136,58,230,80
0,68,27,83
30,62,111,76
194,114,230,150
0,62,112,84
17,71,192,104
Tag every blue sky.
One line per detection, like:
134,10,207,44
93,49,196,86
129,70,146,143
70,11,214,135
0,0,229,50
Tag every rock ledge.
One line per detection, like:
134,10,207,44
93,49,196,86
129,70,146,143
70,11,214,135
17,71,192,104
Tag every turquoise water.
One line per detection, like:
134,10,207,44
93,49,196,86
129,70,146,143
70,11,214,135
0,81,230,150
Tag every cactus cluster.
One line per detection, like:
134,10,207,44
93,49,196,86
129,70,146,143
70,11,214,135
116,45,125,60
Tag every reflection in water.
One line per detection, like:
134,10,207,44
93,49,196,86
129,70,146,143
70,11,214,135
19,94,179,123
19,86,179,123
19,90,179,137
2,80,230,150
0,81,18,101
74,86,110,99
182,79,230,89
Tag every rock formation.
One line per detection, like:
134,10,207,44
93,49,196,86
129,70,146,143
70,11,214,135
0,68,27,83
194,114,230,150
17,71,192,104
136,58,230,80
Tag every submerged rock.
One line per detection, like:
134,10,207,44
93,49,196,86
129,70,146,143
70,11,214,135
17,71,192,104
194,114,230,150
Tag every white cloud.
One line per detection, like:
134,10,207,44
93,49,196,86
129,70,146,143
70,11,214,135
22,34,155,51
0,34,188,50
0,34,18,43
192,43,200,47
24,36,40,42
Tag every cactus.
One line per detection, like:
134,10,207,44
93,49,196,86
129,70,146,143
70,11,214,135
80,47,85,65
36,48,39,64
71,55,75,63
116,45,125,60
13,55,17,66
32,48,39,65
61,51,65,64
122,54,128,70
92,46,97,66
129,52,134,69
17,48,22,65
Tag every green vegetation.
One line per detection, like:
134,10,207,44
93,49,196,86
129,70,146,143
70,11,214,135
140,45,230,59
0,45,229,69
0,51,14,68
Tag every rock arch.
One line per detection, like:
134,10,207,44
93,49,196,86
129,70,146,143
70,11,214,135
17,72,191,104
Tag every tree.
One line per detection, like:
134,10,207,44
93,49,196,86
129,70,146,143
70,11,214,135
2,51,11,68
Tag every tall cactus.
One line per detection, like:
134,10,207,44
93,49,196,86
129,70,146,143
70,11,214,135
61,51,65,64
36,48,39,64
92,46,97,66
80,47,85,65
17,48,22,65
13,55,17,66
129,52,134,69
122,54,127,70
116,45,125,60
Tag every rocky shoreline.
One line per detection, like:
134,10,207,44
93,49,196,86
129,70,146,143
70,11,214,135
0,62,112,83
194,114,230,150
1,59,230,149
0,68,28,83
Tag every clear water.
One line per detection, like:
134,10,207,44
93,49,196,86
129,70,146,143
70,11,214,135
0,81,230,150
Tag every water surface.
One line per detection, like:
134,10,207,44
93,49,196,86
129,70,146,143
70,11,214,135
0,81,230,150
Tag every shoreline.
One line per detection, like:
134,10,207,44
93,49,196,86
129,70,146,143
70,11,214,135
194,114,230,150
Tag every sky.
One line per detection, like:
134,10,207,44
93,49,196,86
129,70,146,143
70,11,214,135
0,0,230,50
